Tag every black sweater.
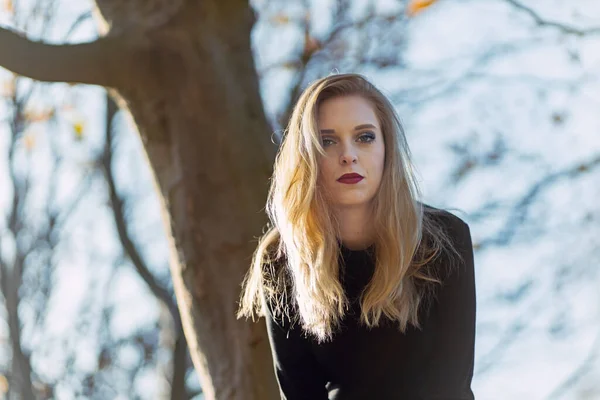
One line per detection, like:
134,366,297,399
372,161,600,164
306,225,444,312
263,211,476,400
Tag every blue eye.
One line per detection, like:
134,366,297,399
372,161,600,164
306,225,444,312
359,132,376,142
321,132,376,147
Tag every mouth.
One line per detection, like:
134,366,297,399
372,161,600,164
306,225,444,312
337,173,364,184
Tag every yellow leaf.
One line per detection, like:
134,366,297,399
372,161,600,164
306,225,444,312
73,120,85,140
303,32,321,57
4,0,13,14
0,373,8,393
24,133,36,150
406,0,438,17
270,14,290,24
1,78,15,97
23,107,55,123
282,62,298,70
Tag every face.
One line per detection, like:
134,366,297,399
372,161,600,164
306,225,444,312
316,95,386,210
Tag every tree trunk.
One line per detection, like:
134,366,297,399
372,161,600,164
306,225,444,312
3,257,36,400
104,94,191,398
0,0,280,398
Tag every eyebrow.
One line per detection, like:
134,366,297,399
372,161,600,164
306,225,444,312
320,124,377,134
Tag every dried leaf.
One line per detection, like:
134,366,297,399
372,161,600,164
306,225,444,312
23,107,55,123
73,120,85,140
0,374,8,393
4,0,13,14
24,133,36,150
303,32,321,58
1,78,15,97
406,0,439,17
282,62,298,70
270,14,291,25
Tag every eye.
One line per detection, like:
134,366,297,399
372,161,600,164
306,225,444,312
359,132,376,143
321,132,376,147
322,138,335,146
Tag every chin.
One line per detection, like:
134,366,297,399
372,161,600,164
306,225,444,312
333,199,370,208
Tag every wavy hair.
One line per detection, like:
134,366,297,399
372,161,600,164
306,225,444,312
237,73,464,343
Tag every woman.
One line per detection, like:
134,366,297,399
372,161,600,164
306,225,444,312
237,73,476,399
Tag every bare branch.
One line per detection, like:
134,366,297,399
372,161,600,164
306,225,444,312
546,328,600,399
275,5,404,128
502,0,600,36
476,154,600,249
388,37,572,109
100,92,191,397
101,93,181,329
64,11,94,41
187,388,204,400
0,27,136,88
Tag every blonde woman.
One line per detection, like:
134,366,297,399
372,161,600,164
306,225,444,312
237,73,476,399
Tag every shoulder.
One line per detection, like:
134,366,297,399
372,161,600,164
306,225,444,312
423,203,471,239
261,254,299,328
422,203,473,282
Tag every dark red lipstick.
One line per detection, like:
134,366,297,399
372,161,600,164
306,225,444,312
337,173,364,184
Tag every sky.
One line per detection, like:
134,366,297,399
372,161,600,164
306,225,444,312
1,0,600,399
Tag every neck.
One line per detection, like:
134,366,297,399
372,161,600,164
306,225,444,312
335,205,375,250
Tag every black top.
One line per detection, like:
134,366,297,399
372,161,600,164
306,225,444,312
263,211,477,400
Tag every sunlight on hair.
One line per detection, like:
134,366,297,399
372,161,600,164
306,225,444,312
237,73,464,343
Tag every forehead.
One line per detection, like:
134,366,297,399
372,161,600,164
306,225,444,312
317,95,379,128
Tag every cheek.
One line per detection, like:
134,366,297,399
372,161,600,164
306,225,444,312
316,165,327,186
373,152,385,180
378,147,386,170
318,159,333,177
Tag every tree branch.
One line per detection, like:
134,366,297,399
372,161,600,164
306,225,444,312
546,326,600,399
64,11,94,41
101,92,190,397
502,0,600,36
476,153,600,249
101,93,181,330
275,6,404,129
0,27,136,88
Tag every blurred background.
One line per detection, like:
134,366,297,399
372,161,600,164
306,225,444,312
0,0,599,399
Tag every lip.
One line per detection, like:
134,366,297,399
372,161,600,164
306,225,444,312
337,173,364,184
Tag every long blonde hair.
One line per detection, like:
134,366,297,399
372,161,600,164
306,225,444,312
237,73,464,343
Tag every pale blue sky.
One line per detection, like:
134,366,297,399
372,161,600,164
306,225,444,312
1,0,600,399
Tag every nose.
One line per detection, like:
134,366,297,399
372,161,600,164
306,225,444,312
340,144,358,164
341,156,357,164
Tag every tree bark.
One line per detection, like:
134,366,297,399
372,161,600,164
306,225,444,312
103,93,191,398
1,0,280,398
1,257,36,400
